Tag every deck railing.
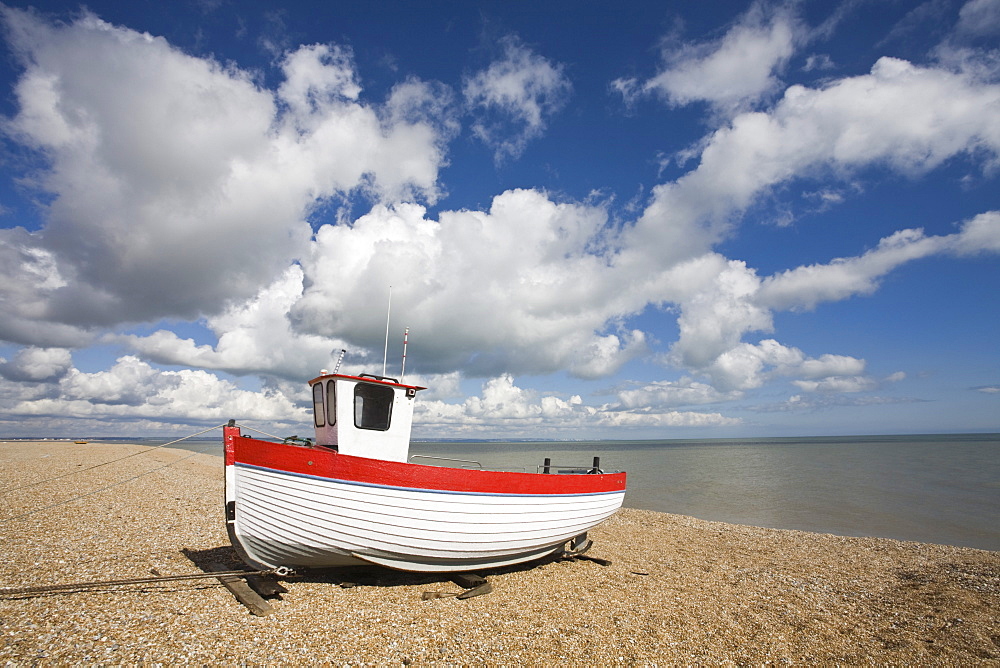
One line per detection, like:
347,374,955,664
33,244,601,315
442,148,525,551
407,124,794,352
538,457,603,474
409,454,606,474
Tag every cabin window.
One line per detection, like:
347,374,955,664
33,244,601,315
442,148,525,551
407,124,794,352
312,382,325,428
326,380,336,425
354,383,393,431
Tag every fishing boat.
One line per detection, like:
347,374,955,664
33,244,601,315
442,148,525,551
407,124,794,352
223,371,626,573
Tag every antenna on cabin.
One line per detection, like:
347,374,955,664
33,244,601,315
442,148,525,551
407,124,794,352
401,327,409,381
332,349,346,375
382,285,392,377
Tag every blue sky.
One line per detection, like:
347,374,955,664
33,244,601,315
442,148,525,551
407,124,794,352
0,0,998,439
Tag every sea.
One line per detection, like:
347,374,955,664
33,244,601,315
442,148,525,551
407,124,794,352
144,432,1000,552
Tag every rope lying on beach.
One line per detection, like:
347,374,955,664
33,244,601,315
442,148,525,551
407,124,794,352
0,568,275,597
0,422,230,495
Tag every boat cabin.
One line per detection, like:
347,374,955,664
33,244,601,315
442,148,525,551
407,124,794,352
309,373,426,463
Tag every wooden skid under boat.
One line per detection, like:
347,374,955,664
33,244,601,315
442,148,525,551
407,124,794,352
224,427,626,573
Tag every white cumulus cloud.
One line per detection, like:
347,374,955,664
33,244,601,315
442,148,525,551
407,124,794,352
0,7,451,335
643,3,801,112
0,347,73,382
464,36,572,162
288,192,647,379
10,355,306,424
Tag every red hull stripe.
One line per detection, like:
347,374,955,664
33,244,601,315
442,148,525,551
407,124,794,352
229,435,626,496
235,462,625,498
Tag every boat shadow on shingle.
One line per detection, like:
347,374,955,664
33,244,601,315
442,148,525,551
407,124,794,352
181,542,605,603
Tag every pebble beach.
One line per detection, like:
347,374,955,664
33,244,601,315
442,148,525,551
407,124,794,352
1,440,998,665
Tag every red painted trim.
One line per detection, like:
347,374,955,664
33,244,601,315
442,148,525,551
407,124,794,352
228,434,626,495
308,373,427,392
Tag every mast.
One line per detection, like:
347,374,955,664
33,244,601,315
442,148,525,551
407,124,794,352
401,327,409,381
382,285,392,377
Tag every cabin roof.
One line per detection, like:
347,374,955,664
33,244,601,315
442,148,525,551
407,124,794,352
308,372,427,392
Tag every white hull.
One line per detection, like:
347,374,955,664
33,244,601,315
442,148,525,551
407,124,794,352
228,462,626,572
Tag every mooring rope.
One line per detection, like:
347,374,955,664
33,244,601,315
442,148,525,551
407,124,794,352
1,449,204,523
237,423,288,442
0,568,275,597
0,422,296,524
1,421,230,495
0,420,292,524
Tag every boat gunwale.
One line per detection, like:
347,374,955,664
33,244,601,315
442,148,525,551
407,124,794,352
233,460,627,499
227,433,627,496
